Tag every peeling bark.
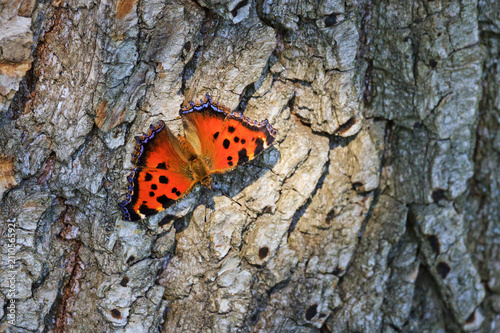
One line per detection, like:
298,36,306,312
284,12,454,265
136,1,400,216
0,0,498,332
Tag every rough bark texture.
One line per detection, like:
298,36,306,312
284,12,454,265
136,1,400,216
0,0,498,332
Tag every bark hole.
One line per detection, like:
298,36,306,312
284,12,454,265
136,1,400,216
120,276,129,287
336,117,357,134
427,235,440,253
111,309,122,319
126,256,135,265
258,246,269,260
431,189,446,202
325,209,335,225
325,14,339,27
466,311,475,324
436,262,451,279
305,304,318,321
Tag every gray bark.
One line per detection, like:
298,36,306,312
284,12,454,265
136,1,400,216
0,0,498,332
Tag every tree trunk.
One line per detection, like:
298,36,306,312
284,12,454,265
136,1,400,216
0,0,498,332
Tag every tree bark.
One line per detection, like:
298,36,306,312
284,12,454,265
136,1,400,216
0,0,498,332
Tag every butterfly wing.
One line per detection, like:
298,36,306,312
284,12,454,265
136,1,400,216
180,95,277,174
120,121,196,221
180,96,229,166
209,113,277,172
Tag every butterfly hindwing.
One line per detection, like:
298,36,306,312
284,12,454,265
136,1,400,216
126,168,195,220
120,121,196,221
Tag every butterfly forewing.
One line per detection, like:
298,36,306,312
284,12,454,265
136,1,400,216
210,114,276,172
180,97,277,174
181,102,228,169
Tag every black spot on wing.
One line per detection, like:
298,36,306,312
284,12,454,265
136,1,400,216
151,184,157,190
254,138,264,156
172,187,178,193
159,176,168,184
228,161,233,166
213,132,219,140
176,190,181,196
227,156,232,161
241,139,246,144
149,191,155,197
145,173,153,181
157,195,174,208
234,136,240,143
157,162,167,169
238,148,249,165
139,204,157,217
223,139,230,149
228,126,235,133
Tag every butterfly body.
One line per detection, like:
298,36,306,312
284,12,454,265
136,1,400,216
120,94,277,221
183,145,212,189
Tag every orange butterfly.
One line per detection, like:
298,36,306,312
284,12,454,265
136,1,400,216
120,94,278,221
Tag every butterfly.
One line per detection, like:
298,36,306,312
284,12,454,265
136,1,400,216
119,94,278,221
